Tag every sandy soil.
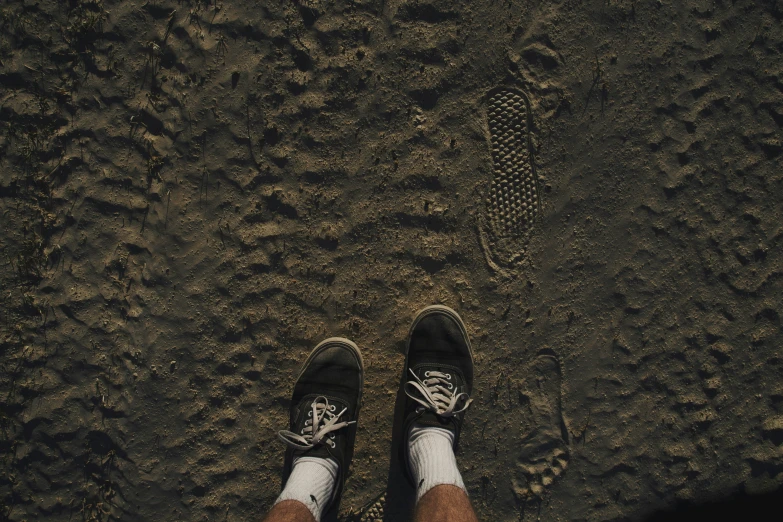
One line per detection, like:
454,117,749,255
1,0,782,520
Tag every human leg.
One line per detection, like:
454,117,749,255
414,485,479,522
264,338,364,522
400,305,479,521
263,499,315,522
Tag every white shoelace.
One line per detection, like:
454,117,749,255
404,369,472,417
278,396,354,450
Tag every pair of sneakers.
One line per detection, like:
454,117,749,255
276,305,474,519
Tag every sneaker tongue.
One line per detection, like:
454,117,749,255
414,410,457,431
295,443,333,460
411,364,459,381
298,394,352,420
292,394,352,460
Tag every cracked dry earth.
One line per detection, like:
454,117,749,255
1,0,783,521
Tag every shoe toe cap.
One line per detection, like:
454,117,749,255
295,340,363,404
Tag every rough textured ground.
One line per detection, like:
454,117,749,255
1,0,782,520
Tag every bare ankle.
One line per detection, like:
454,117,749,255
414,484,479,522
263,499,316,522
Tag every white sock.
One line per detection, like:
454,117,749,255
274,456,338,521
408,424,467,502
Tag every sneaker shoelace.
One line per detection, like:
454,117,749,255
278,396,354,450
404,369,472,417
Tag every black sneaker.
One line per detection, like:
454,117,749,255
277,337,364,518
400,305,474,483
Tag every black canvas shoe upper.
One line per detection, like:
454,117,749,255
400,305,474,482
278,338,363,516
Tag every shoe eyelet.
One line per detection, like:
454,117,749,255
447,383,453,390
330,405,336,412
329,434,335,439
445,374,452,380
307,411,312,417
328,440,336,448
424,371,430,377
305,420,311,426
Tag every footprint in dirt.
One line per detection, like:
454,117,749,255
479,85,541,274
340,492,385,522
511,352,569,501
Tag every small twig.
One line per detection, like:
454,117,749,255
165,190,171,228
582,52,603,116
140,204,150,233
162,10,177,44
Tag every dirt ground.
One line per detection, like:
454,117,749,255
2,0,782,520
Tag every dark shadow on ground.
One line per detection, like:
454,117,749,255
645,487,783,521
382,369,416,522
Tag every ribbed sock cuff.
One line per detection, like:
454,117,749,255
275,457,338,521
408,425,466,502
